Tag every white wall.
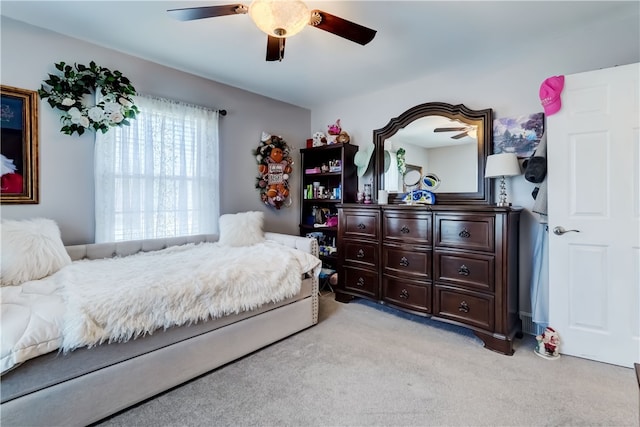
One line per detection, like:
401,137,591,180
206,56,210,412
311,7,640,314
0,17,310,244
428,143,476,194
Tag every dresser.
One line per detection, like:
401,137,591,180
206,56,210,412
337,204,522,355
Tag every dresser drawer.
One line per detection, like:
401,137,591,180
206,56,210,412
342,210,380,239
383,211,431,245
343,266,378,298
383,276,431,314
434,286,494,330
434,251,495,292
343,241,378,268
383,247,431,280
434,214,494,252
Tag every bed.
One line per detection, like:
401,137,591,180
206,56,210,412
0,213,320,426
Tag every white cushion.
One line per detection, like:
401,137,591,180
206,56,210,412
218,211,265,247
1,218,71,286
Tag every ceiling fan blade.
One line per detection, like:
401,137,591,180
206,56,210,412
266,35,285,62
451,132,469,140
167,4,247,21
309,9,376,45
434,127,467,132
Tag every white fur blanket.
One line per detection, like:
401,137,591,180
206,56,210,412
58,241,320,352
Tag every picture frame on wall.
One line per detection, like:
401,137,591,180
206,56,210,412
492,112,544,158
1,85,39,204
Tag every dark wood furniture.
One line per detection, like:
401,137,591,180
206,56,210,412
337,203,522,355
299,143,358,270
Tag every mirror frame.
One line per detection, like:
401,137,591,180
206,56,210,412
373,102,493,205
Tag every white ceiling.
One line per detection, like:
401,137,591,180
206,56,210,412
1,1,635,109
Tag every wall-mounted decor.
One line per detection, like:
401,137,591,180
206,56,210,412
1,85,39,204
254,132,293,210
492,112,544,158
39,61,138,136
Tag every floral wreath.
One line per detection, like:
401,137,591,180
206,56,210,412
39,61,139,136
253,132,293,210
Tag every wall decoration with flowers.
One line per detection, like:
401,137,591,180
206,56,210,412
39,61,139,136
254,132,293,210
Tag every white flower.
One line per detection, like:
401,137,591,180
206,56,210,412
109,111,124,123
70,115,90,128
61,98,75,106
67,107,82,118
87,106,105,122
256,154,263,163
118,97,133,108
104,102,121,114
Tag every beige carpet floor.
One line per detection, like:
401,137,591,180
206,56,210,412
97,293,638,426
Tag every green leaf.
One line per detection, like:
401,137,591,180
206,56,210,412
55,62,64,71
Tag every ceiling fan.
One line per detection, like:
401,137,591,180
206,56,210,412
167,0,377,62
433,125,477,140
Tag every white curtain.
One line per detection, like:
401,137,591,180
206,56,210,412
95,95,220,242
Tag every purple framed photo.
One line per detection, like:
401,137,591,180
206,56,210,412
492,112,544,158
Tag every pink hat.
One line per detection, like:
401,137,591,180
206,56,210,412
539,75,565,116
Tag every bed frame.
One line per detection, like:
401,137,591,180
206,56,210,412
0,232,319,426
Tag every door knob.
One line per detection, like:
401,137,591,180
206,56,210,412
553,226,580,236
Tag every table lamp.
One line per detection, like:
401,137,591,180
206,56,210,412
485,153,521,207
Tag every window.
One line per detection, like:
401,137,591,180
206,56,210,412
95,95,220,242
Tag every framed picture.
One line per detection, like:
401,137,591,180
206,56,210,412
492,112,544,158
1,85,39,204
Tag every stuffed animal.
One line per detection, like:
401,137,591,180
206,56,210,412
312,132,326,147
337,131,350,144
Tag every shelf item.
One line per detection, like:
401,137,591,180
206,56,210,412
299,143,358,269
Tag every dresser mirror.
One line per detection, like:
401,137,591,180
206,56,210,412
373,102,493,205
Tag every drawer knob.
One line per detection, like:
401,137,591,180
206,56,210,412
458,301,470,313
356,249,365,258
459,229,471,238
356,277,365,287
357,223,366,229
401,225,410,234
399,256,409,267
458,265,470,276
399,289,409,299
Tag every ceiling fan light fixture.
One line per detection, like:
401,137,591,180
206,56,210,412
249,0,310,38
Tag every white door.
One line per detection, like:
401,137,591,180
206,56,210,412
548,62,639,368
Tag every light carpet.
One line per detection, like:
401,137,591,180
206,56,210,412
96,293,638,426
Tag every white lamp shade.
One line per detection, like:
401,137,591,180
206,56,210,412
249,0,310,38
485,153,521,178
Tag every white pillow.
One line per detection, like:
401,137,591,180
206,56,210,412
218,211,265,247
1,218,72,286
